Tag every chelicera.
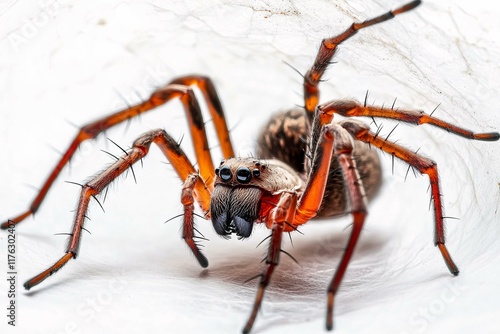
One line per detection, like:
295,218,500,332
2,1,499,332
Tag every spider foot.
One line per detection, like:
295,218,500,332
195,252,209,268
326,292,335,331
24,253,74,290
437,243,459,276
474,132,500,141
1,212,31,229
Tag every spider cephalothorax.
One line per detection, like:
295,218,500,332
2,1,499,333
211,157,303,238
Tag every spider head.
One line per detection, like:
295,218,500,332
210,159,265,239
210,157,303,239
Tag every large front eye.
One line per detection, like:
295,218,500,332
236,167,252,183
219,166,232,182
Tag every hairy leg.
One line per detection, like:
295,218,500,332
24,129,211,290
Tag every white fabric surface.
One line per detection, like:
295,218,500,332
1,1,499,333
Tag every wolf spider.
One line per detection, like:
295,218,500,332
2,0,499,332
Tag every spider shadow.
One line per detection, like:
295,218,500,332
22,260,135,297
198,222,394,333
203,221,391,304
21,219,389,325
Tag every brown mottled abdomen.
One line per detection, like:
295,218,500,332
257,108,382,218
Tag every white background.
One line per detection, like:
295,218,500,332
1,1,499,334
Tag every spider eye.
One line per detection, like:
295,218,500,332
252,169,260,177
236,167,252,183
219,166,232,182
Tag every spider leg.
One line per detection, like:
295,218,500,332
181,174,209,268
170,75,234,158
318,100,500,141
303,0,421,119
292,120,368,330
325,132,367,331
1,75,233,229
23,129,211,290
340,119,460,275
243,191,298,334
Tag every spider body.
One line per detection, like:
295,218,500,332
2,1,499,333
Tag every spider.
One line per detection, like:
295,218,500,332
2,0,499,332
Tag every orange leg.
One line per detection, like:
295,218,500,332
324,131,367,330
1,75,233,229
243,191,298,334
293,120,369,330
314,97,499,272
303,0,421,119
23,129,211,290
181,174,209,268
294,127,333,225
340,119,460,275
170,75,234,158
319,100,500,141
